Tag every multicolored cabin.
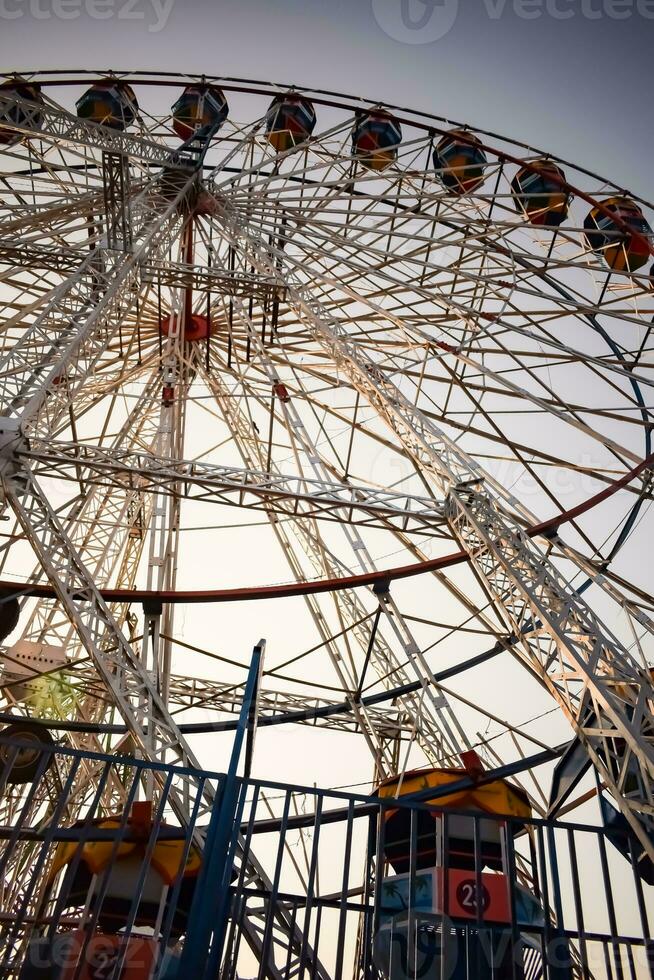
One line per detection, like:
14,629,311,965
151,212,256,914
377,762,531,874
584,196,652,272
76,79,138,131
434,129,487,194
46,801,201,939
20,802,190,978
0,81,43,146
171,84,228,142
352,109,401,172
511,159,569,226
266,93,316,152
374,762,548,980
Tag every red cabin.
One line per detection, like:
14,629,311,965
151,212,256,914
171,84,228,142
584,196,652,272
352,110,402,172
266,93,316,152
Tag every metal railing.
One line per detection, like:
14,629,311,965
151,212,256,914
0,735,650,980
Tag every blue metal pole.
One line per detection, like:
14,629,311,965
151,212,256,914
178,639,265,979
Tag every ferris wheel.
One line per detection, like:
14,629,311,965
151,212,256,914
0,69,652,974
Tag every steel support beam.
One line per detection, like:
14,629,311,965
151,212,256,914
222,203,654,858
102,151,132,251
0,91,185,169
22,439,448,535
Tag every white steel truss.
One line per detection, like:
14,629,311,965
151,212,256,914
21,439,448,535
0,76,653,978
222,206,654,856
0,90,185,168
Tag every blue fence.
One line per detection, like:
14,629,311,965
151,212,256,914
0,735,650,980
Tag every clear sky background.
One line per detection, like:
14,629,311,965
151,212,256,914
1,0,652,200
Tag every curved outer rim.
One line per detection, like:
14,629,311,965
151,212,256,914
0,450,650,605
1,72,651,603
8,69,654,229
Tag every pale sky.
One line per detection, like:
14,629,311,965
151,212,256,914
1,0,652,198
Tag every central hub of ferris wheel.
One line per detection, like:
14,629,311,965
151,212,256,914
159,312,212,342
